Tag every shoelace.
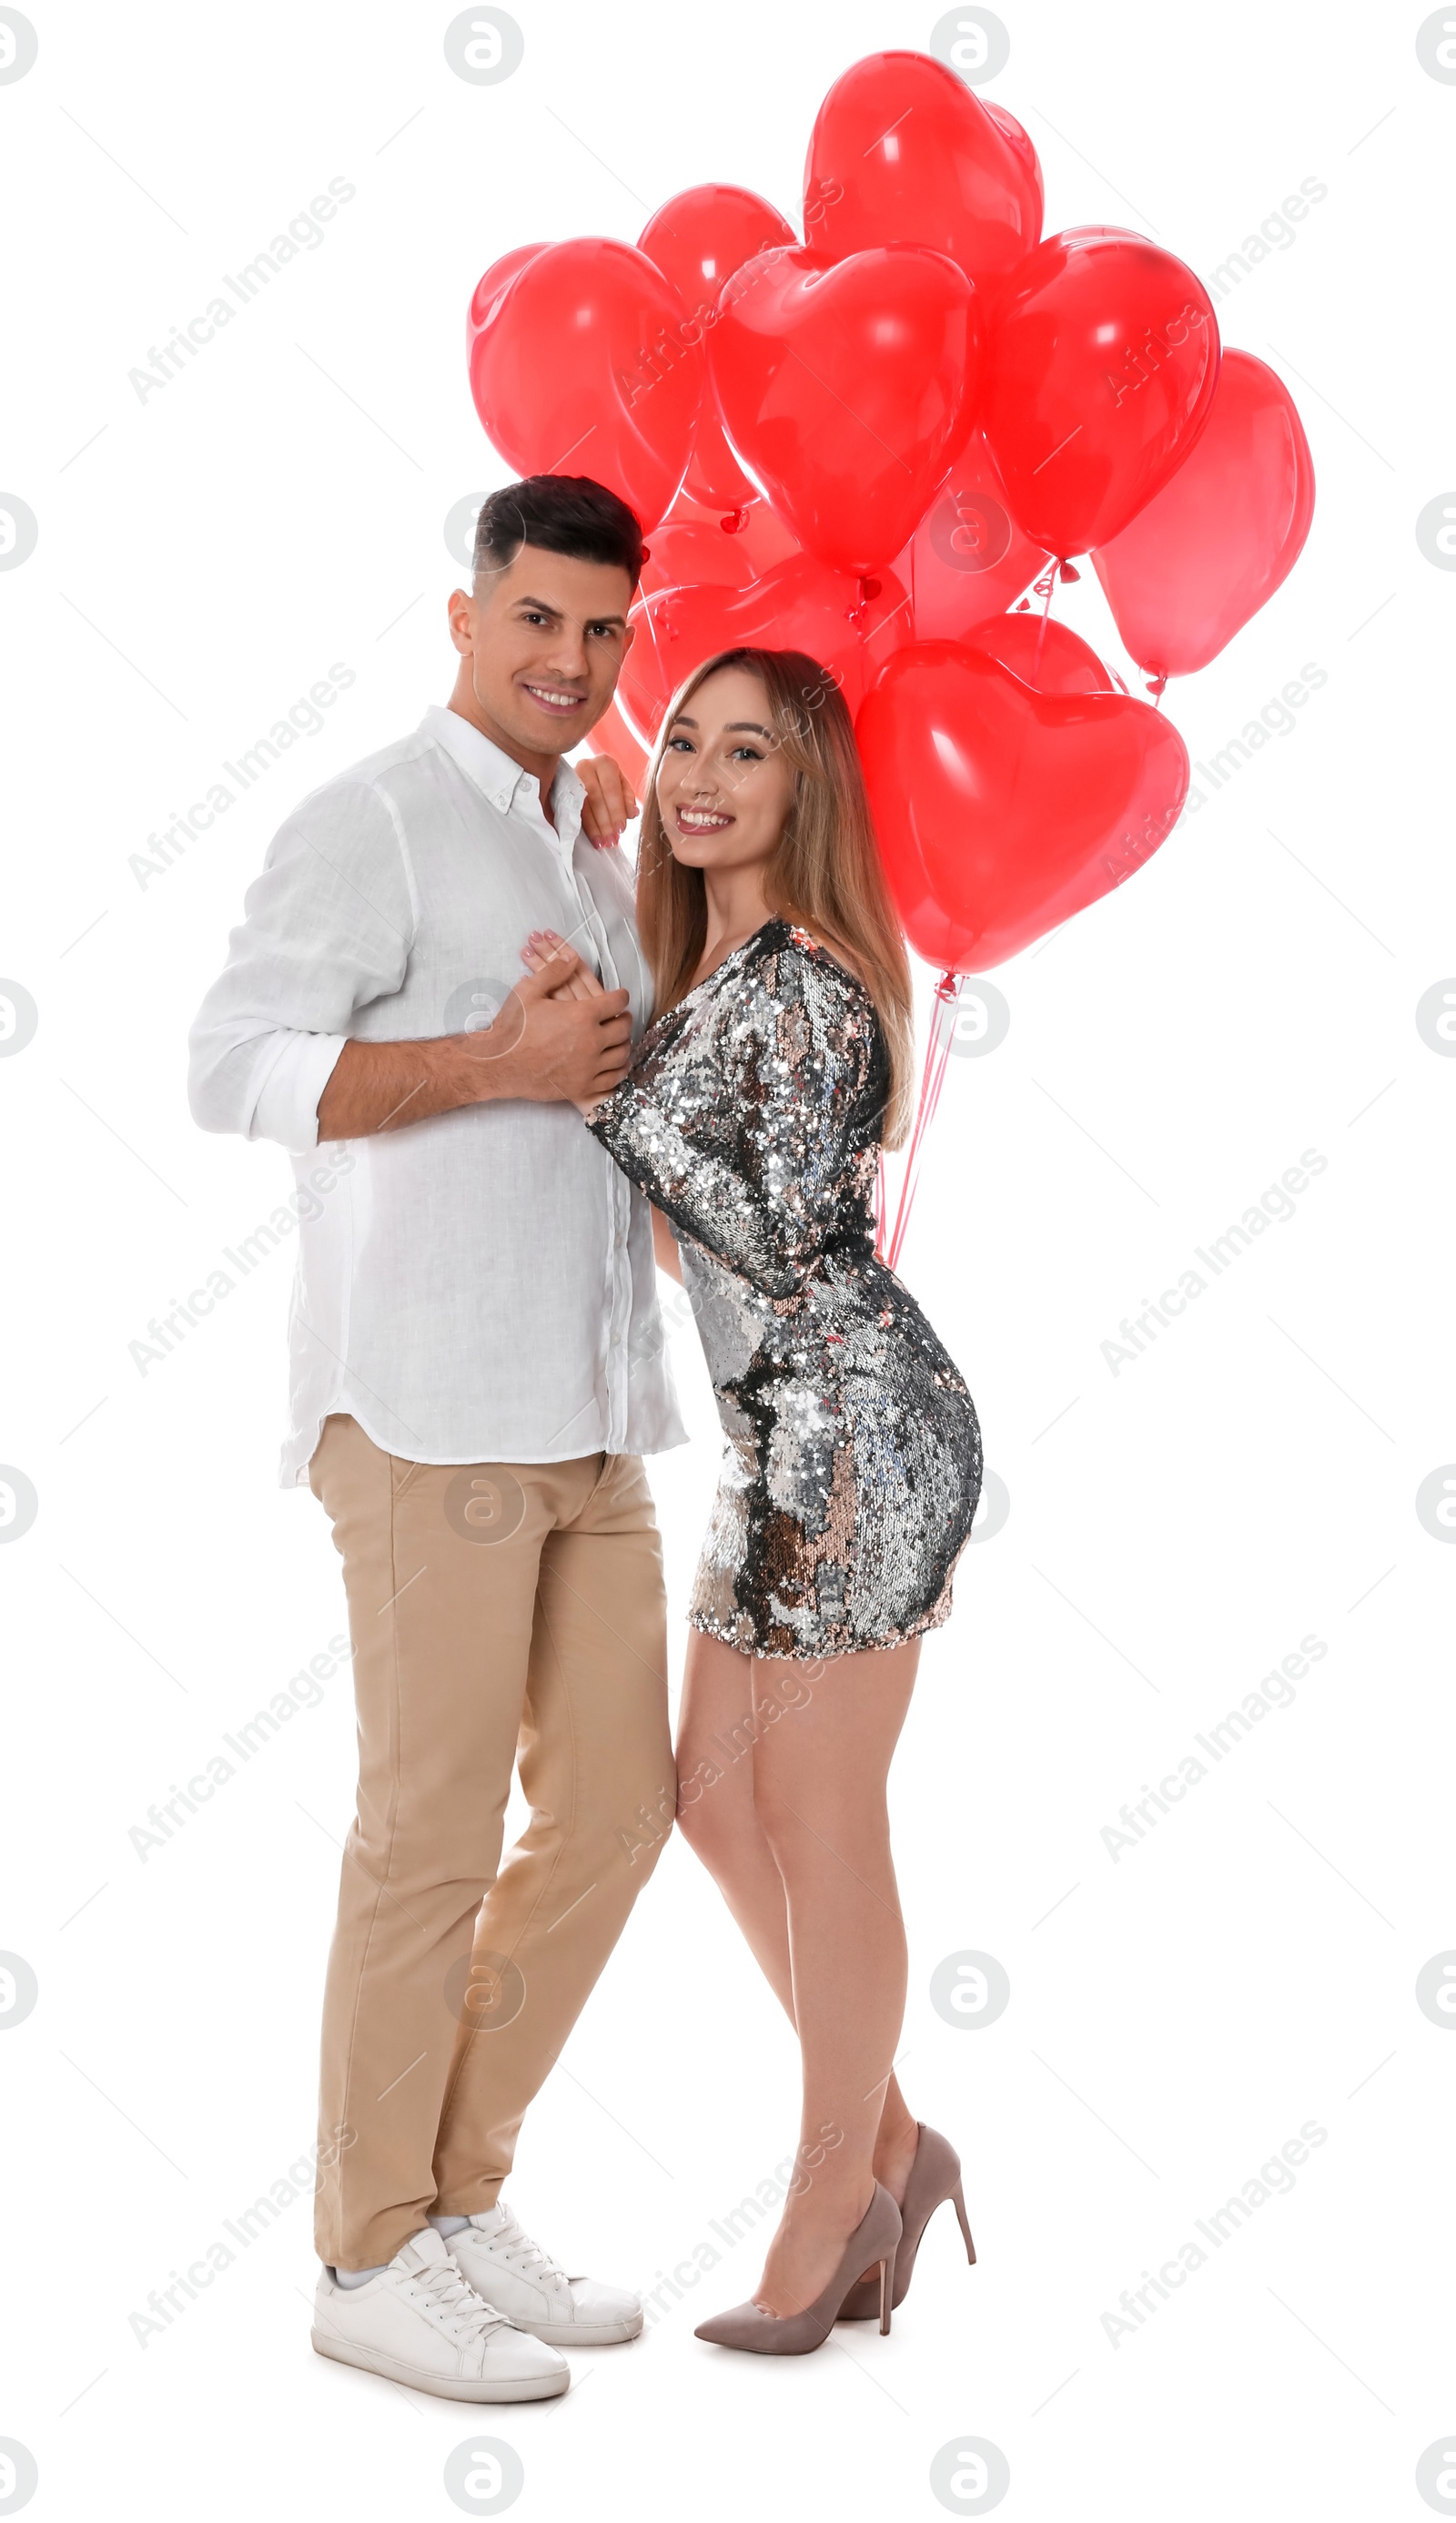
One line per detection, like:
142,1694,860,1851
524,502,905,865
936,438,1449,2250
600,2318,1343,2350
408,2255,510,2339
489,2204,570,2285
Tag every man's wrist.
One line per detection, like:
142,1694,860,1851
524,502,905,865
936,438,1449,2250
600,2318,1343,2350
453,1029,516,1106
456,1020,564,1107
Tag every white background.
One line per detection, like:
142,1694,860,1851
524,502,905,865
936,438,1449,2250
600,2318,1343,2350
1,3,1452,2518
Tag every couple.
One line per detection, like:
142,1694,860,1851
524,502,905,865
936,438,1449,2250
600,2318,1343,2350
187,471,983,2401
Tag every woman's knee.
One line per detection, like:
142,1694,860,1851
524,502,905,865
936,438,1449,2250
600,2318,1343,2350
675,1753,759,1869
753,1774,890,1876
674,1769,730,1859
752,1784,803,1871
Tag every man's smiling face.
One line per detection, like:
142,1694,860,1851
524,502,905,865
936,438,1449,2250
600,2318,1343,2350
448,539,636,776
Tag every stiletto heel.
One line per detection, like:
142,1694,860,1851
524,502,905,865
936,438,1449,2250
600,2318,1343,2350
952,2180,976,2265
693,2184,903,2356
837,2126,976,2321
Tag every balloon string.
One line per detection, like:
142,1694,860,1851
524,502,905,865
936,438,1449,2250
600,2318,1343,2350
888,978,959,1272
877,972,961,1272
1030,562,1057,683
642,586,672,687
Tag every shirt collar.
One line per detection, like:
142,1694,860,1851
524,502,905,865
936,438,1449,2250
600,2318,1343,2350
422,704,585,842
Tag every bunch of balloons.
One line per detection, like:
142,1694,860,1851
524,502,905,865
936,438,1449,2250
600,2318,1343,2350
467,48,1313,1243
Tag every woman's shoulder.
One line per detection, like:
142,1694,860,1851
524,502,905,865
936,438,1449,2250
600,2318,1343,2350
752,917,875,1008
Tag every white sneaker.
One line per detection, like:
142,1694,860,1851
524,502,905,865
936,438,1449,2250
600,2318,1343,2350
311,2228,570,2402
447,2200,643,2346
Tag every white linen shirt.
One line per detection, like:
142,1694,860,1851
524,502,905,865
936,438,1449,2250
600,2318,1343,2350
187,703,687,1484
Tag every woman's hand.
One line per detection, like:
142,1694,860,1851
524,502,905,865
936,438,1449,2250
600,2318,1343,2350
520,929,606,1002
520,931,613,1114
576,753,637,848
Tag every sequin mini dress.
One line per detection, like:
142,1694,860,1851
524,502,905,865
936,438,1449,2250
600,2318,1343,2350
587,918,983,1661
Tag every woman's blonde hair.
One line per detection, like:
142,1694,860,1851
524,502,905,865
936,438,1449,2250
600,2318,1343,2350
633,647,914,1148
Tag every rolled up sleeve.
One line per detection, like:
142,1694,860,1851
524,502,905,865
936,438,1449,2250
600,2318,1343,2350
187,777,416,1150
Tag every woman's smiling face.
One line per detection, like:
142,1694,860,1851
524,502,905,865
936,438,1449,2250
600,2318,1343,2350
653,665,796,876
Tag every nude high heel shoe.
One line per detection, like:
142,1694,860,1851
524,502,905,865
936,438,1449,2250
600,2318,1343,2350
836,2125,975,2321
693,2183,903,2355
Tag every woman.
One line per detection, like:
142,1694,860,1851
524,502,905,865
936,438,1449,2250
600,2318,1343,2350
521,647,983,2353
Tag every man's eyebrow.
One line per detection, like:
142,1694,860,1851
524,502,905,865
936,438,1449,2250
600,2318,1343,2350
512,593,627,629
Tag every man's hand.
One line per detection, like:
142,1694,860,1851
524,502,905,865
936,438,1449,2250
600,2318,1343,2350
499,956,632,1106
577,752,637,847
314,958,632,1139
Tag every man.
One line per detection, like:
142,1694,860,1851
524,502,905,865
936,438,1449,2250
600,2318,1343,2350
188,474,683,2404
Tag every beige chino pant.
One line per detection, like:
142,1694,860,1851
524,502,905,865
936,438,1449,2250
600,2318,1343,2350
308,1413,674,2272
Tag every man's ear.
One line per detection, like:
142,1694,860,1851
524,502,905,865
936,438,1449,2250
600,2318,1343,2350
447,587,476,657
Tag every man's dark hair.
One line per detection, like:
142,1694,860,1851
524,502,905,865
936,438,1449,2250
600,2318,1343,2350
472,474,646,590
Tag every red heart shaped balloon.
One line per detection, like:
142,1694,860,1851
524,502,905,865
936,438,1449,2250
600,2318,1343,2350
468,238,703,532
467,241,551,336
856,642,1188,969
637,186,798,512
892,428,1047,641
1091,349,1314,677
804,50,1040,291
982,102,1044,241
966,613,1118,695
617,554,912,748
982,228,1219,557
708,243,981,575
637,490,800,601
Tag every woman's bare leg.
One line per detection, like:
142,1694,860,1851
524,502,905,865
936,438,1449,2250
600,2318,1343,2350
677,1626,923,2315
674,1631,920,2203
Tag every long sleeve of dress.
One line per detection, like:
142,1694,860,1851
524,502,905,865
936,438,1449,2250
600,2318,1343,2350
586,930,885,1301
